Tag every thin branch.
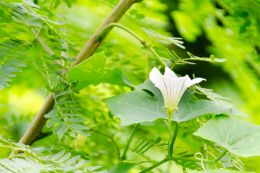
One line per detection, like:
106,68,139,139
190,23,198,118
214,150,228,162
19,0,140,145
31,29,54,56
100,23,166,66
121,124,139,160
140,157,169,173
89,128,121,160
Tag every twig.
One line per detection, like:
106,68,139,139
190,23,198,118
89,128,121,160
101,23,165,66
140,157,169,173
19,0,140,145
31,29,54,56
214,150,227,162
121,124,139,160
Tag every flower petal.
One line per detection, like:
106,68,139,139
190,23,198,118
149,67,164,85
188,78,206,87
149,67,206,112
172,76,190,106
149,67,168,102
164,67,177,78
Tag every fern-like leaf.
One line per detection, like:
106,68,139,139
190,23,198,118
0,40,27,89
45,88,89,140
0,137,102,173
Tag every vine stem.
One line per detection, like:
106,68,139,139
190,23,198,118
31,29,54,56
139,157,170,173
101,23,165,66
214,150,227,162
167,109,178,158
89,128,121,160
140,111,179,172
19,0,140,145
121,124,139,160
168,121,178,157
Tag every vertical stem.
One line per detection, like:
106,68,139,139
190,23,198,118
19,0,139,145
167,109,173,157
121,124,139,160
169,121,178,157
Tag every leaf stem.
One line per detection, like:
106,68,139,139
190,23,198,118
101,23,145,45
168,121,178,158
89,128,121,160
140,157,169,173
214,150,227,162
166,109,178,158
121,123,139,160
100,23,166,66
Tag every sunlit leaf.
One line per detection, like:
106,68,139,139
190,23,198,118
194,117,260,157
107,80,242,126
67,52,125,90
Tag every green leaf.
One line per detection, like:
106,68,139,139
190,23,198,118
107,80,166,126
0,40,27,89
109,162,135,173
174,96,242,122
194,117,260,157
57,125,69,140
67,52,125,90
107,80,243,126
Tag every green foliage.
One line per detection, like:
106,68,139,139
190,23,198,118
0,0,259,172
0,137,100,173
110,162,135,173
194,116,260,157
188,169,249,173
67,52,126,90
45,88,89,140
171,0,260,123
107,80,242,125
0,40,27,89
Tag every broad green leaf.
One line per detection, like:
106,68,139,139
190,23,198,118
67,52,125,90
107,80,242,126
194,117,260,157
174,96,242,122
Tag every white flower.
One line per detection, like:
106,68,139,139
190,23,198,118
149,67,205,112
